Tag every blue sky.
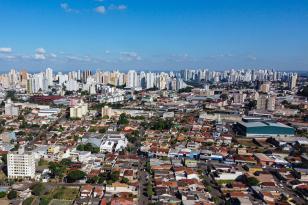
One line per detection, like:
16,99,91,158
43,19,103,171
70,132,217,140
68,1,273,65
0,0,307,72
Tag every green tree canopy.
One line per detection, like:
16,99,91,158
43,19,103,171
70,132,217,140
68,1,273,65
7,190,17,199
67,170,86,182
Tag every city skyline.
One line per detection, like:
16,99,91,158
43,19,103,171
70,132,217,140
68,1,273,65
0,0,308,71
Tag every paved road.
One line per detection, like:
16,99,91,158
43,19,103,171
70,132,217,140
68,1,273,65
138,158,149,205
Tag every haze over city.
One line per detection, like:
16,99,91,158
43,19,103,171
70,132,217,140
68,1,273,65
0,0,308,72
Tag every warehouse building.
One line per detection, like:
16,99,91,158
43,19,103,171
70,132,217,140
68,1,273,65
235,120,295,137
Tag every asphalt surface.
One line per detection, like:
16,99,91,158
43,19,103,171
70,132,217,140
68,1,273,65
138,158,149,205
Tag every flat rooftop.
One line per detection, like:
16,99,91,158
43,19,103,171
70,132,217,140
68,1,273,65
238,121,292,129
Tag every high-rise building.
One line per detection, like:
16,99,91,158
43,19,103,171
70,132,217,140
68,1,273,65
267,96,276,111
233,91,247,104
257,94,276,111
127,70,139,88
257,95,268,110
260,83,270,93
102,105,113,118
289,74,297,90
146,72,155,89
4,98,19,116
7,146,36,179
70,100,88,118
45,67,53,86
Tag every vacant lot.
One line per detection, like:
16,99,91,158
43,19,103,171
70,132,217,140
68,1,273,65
49,199,73,205
50,186,79,200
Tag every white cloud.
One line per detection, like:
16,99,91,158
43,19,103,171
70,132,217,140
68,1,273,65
105,50,111,54
50,53,57,58
66,55,91,62
120,52,141,61
34,48,46,60
35,53,46,60
0,47,12,53
0,55,16,60
60,3,79,13
108,4,127,11
95,6,106,14
35,48,46,54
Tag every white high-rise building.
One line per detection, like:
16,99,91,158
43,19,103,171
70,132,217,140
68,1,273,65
7,147,36,179
127,70,139,88
45,67,53,86
4,98,19,116
66,79,79,91
102,105,113,118
146,72,155,89
70,100,88,119
289,74,297,90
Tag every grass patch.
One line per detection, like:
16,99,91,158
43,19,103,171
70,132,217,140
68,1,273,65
22,197,34,205
50,187,78,200
216,179,234,185
49,199,73,205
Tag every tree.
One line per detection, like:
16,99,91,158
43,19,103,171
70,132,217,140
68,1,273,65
31,183,46,196
77,143,99,153
60,158,73,166
99,127,107,133
151,118,173,131
7,190,17,199
118,113,129,125
1,154,7,165
146,182,154,197
48,162,66,178
247,177,259,186
109,171,120,182
0,192,6,198
86,176,99,184
178,86,193,93
67,170,86,182
121,177,129,184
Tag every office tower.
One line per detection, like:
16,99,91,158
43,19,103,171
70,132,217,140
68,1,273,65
7,146,36,179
